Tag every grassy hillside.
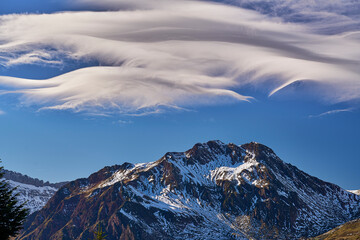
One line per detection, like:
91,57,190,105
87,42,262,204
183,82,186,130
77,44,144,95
311,218,360,240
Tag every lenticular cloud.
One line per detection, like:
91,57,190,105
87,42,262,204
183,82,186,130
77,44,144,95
0,0,359,114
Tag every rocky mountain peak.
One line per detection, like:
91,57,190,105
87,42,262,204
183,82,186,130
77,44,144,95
241,142,276,155
16,141,360,240
180,140,245,166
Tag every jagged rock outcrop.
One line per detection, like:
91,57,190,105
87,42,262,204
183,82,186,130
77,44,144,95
16,141,360,239
3,170,67,189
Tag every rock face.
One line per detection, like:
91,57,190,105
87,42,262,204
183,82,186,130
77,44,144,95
2,169,67,214
16,141,360,240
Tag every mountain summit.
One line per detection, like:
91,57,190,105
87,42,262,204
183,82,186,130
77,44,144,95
17,141,360,240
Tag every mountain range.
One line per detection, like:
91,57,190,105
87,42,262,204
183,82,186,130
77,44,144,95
13,141,360,239
2,169,67,214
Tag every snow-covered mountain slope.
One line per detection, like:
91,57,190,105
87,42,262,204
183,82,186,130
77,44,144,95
17,141,360,240
2,170,67,214
349,190,360,195
7,180,58,214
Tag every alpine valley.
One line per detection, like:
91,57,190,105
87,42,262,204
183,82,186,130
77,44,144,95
15,141,360,240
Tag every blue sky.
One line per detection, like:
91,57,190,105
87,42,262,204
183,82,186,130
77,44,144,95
0,0,359,189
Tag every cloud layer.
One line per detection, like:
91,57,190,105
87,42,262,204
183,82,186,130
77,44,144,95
217,0,360,34
0,0,360,114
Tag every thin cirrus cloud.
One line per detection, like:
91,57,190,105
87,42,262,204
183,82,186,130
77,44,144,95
309,108,354,118
215,0,360,34
0,0,359,115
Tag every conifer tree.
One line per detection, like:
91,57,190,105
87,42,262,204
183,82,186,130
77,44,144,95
92,224,107,240
0,162,29,240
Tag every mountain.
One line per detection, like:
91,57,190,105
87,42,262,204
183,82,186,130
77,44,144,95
349,190,360,195
16,141,360,240
2,169,68,214
311,218,360,240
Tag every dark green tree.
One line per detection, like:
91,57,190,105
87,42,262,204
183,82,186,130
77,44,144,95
92,224,107,240
0,162,29,239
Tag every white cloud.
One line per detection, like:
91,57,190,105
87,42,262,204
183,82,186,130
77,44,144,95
309,108,354,118
116,119,133,124
0,0,359,114
208,0,360,34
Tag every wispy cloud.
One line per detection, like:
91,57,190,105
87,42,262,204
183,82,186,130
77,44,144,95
0,109,5,115
214,0,360,34
116,119,133,125
0,0,359,115
309,108,354,118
